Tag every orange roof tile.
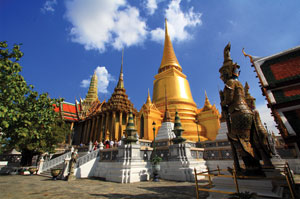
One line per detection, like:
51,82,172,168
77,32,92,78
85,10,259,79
283,85,300,97
270,56,300,80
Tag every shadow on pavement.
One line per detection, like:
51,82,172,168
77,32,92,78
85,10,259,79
90,185,209,199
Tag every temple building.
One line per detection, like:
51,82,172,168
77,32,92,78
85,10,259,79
72,51,138,144
243,46,300,153
137,20,220,142
61,19,220,144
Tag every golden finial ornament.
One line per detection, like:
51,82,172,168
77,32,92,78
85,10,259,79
242,48,254,65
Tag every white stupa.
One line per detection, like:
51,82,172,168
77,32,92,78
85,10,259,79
155,88,175,141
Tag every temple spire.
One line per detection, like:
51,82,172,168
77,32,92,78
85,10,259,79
202,91,212,111
146,88,152,104
163,86,171,122
159,18,181,72
116,49,124,89
85,71,98,103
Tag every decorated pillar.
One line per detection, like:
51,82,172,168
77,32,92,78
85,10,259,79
105,112,109,140
111,111,116,140
93,116,100,141
119,111,123,139
90,117,96,142
100,114,105,141
82,121,88,144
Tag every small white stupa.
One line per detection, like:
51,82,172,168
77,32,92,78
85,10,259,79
155,88,175,141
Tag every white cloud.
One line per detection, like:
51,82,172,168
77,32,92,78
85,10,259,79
150,0,202,42
41,0,57,13
145,0,158,15
80,66,115,94
95,66,115,93
112,7,148,50
80,79,90,88
256,102,279,134
65,0,147,53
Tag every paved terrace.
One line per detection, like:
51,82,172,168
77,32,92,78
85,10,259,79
1,175,299,199
0,175,208,199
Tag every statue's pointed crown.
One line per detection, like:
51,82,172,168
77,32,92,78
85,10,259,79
159,19,181,72
219,42,240,77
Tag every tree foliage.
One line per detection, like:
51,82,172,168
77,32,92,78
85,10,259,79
0,41,69,165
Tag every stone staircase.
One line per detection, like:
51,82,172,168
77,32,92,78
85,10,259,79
39,162,65,177
39,150,90,177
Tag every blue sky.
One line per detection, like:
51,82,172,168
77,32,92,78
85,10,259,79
1,0,300,133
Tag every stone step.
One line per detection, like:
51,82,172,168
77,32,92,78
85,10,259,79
40,162,65,177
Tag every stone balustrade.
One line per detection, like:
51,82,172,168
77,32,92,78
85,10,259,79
40,152,71,172
76,149,100,168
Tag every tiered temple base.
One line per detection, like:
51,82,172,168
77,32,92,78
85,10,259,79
92,140,206,183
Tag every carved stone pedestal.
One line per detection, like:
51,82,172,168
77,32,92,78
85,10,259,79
159,143,207,182
94,143,151,183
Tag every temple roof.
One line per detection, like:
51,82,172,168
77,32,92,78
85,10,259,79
54,101,79,122
102,52,137,114
159,19,181,73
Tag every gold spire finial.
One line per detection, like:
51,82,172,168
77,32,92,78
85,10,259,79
202,91,212,111
159,18,181,72
146,88,152,104
165,18,168,36
117,49,124,89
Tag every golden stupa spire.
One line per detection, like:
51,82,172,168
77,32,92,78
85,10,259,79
202,91,212,111
146,88,152,104
85,71,98,103
116,49,124,89
159,18,181,72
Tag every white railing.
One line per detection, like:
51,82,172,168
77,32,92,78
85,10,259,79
76,149,100,168
41,152,71,172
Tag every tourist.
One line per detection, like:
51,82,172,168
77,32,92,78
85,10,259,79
105,140,110,149
118,139,122,147
110,140,114,148
93,140,98,150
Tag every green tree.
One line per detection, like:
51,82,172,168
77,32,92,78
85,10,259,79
0,41,69,165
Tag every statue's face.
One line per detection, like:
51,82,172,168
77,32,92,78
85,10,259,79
220,69,229,83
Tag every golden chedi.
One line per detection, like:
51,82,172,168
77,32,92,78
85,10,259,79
138,19,220,142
